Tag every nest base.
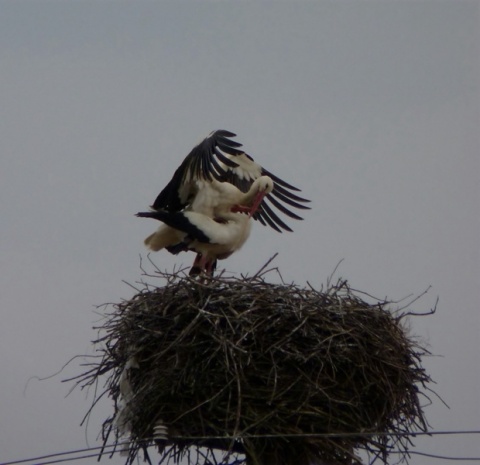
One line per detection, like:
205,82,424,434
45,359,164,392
78,268,433,465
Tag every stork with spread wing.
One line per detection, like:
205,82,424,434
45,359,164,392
136,130,310,275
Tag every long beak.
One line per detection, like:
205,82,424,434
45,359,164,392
249,191,267,218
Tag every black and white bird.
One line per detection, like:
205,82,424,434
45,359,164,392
136,130,310,275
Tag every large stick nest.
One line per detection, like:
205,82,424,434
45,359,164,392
79,264,434,465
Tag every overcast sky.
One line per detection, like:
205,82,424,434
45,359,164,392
1,1,479,464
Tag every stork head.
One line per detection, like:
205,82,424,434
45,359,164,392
230,176,274,216
253,176,274,195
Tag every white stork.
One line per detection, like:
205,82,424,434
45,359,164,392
136,130,310,275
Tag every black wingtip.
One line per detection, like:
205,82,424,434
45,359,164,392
136,211,151,218
214,129,237,138
136,210,165,220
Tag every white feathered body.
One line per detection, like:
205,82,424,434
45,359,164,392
137,130,310,274
144,210,252,262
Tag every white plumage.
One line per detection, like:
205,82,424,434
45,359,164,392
137,130,309,275
141,211,252,275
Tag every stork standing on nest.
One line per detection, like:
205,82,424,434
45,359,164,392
136,130,310,275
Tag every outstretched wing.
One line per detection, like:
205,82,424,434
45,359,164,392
254,168,311,233
152,130,244,212
151,130,311,232
217,156,311,233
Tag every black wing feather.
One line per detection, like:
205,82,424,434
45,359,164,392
136,210,212,243
270,181,311,204
149,129,311,233
214,147,240,167
209,154,230,182
271,187,311,210
255,204,283,233
214,155,310,231
258,200,294,232
152,130,242,211
262,167,303,192
267,194,305,220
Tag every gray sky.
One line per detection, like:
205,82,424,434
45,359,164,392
1,1,479,464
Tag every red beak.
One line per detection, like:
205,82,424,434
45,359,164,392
249,191,267,217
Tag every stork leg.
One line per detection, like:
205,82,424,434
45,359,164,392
189,253,213,277
205,259,216,276
189,253,203,276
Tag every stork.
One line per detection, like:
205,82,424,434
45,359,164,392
137,130,310,275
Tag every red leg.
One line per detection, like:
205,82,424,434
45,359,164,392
205,260,215,276
189,253,203,276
